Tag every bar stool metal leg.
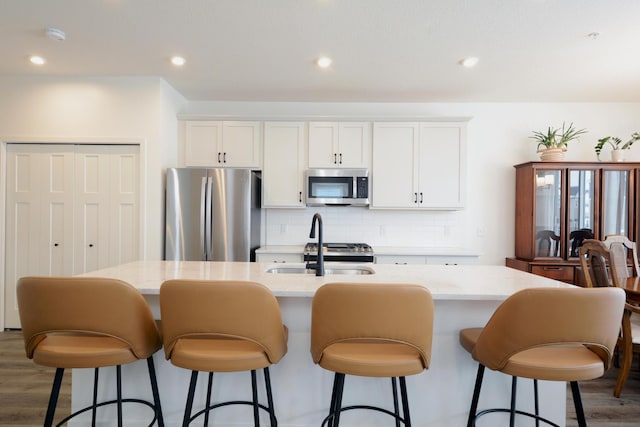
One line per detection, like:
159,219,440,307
392,377,400,427
399,376,411,427
183,371,198,426
509,376,517,427
44,368,64,427
204,372,213,427
91,368,99,427
570,381,587,427
467,364,485,427
117,365,123,427
263,367,277,427
251,370,260,427
147,356,165,427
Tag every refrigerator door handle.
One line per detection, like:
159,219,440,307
200,177,207,260
204,176,214,260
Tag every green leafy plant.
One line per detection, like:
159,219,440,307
530,122,587,152
594,132,640,159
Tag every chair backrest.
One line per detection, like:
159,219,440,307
17,276,161,360
310,282,434,369
472,287,625,371
160,280,287,364
603,235,640,281
580,236,640,288
579,239,615,288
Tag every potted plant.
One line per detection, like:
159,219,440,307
594,132,640,162
529,122,587,161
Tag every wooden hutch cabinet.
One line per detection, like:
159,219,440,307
506,161,640,284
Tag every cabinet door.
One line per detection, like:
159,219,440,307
263,122,306,208
567,169,596,258
375,255,426,265
4,145,75,328
74,145,140,274
601,168,632,237
534,169,563,258
418,124,465,209
308,122,337,167
338,122,371,168
221,121,262,168
309,122,371,168
185,121,222,166
371,123,419,208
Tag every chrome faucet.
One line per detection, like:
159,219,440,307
306,213,324,276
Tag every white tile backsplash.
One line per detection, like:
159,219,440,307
264,207,466,247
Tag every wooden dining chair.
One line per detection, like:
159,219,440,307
578,236,640,397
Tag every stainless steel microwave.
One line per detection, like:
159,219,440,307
305,168,369,206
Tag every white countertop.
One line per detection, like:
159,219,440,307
79,261,571,300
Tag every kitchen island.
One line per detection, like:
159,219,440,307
74,261,574,427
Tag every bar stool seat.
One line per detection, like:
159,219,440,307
319,341,426,377
160,279,288,427
170,338,272,372
17,276,164,427
460,287,625,427
311,282,434,427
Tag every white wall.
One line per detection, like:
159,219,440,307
182,101,640,264
1,79,639,268
0,75,187,260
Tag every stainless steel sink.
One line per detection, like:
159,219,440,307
265,265,375,275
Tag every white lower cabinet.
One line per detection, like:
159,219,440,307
375,255,427,265
263,122,306,208
256,253,304,263
375,254,477,265
4,144,140,328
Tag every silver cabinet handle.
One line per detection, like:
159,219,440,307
414,193,418,203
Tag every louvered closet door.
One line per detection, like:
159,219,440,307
4,145,75,328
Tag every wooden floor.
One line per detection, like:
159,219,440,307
1,330,640,426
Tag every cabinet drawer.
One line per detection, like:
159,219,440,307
531,265,574,282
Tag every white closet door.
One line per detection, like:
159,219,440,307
4,144,140,328
4,145,75,328
74,145,139,274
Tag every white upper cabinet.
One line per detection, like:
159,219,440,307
308,122,371,168
263,122,306,208
184,121,261,168
372,122,467,210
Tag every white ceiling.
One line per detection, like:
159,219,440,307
2,0,640,102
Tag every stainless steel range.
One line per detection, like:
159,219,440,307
304,242,374,263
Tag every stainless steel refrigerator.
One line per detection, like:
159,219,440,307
164,168,261,261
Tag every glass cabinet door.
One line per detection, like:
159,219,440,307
602,169,630,237
535,170,562,257
568,170,595,257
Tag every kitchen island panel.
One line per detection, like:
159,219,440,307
70,262,569,426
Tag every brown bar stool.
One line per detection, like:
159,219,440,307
459,287,625,427
159,279,288,426
17,276,164,427
310,282,434,427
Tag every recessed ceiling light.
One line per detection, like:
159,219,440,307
30,55,46,65
316,56,332,68
459,57,479,68
171,56,186,66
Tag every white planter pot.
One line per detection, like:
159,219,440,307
611,149,625,162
